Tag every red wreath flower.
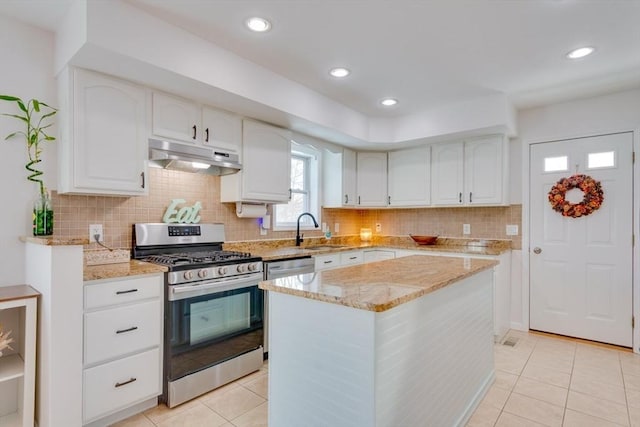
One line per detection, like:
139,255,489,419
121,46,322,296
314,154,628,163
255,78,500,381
548,174,604,218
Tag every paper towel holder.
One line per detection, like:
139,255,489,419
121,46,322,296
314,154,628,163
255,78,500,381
235,202,267,218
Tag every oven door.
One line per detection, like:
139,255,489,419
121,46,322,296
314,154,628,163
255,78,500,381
166,273,264,381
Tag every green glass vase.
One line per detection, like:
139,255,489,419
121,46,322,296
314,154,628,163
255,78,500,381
33,192,53,236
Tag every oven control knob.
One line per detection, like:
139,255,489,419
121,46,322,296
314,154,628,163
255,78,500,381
237,264,246,273
183,271,194,280
217,267,227,276
248,263,259,272
198,269,208,278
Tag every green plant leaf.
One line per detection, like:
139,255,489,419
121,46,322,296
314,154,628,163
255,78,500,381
1,113,28,123
16,100,27,113
0,95,20,102
32,99,40,112
4,132,18,140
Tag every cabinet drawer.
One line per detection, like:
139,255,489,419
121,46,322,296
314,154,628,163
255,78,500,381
85,275,162,309
83,348,160,423
84,300,161,365
314,254,341,271
340,251,363,266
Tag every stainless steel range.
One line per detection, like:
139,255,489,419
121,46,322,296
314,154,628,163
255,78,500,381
133,223,264,408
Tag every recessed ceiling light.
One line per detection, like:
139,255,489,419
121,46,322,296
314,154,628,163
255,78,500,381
246,17,271,32
566,46,595,59
380,98,398,107
329,67,350,78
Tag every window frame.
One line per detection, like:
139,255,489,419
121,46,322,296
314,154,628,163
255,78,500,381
272,143,321,231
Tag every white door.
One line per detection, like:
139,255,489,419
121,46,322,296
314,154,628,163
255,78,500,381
530,132,633,347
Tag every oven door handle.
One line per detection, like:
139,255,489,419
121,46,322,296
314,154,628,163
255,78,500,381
169,273,262,301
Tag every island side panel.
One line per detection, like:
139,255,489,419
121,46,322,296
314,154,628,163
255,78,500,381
375,268,495,426
269,292,376,427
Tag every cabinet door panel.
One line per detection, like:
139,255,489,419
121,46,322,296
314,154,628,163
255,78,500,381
73,70,147,194
241,120,291,202
464,136,504,205
357,152,388,206
152,92,199,143
431,142,464,205
201,106,241,153
388,146,430,206
83,348,160,423
343,148,357,206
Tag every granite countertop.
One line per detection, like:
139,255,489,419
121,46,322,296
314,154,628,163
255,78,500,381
83,260,168,282
20,236,90,246
259,254,498,312
228,236,511,261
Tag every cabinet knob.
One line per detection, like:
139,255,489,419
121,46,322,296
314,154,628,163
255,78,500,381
533,247,542,254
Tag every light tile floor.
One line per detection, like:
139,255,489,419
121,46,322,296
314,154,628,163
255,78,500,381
115,330,640,427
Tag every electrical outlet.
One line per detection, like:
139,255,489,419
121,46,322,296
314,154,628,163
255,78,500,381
334,223,340,233
463,224,471,235
506,225,519,236
89,224,103,243
375,223,382,233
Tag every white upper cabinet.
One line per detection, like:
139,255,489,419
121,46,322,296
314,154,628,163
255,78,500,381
151,92,241,153
343,148,357,206
464,136,507,205
431,135,508,206
58,68,148,196
323,147,357,207
201,106,242,153
356,152,388,207
151,92,200,143
221,120,291,203
388,145,431,206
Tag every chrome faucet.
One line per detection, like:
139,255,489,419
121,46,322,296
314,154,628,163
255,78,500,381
296,212,319,246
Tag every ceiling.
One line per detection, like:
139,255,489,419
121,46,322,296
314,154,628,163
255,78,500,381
1,0,640,119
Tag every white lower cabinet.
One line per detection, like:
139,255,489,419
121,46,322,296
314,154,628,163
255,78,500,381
314,253,341,271
340,251,364,266
362,249,396,263
83,348,160,423
83,275,163,426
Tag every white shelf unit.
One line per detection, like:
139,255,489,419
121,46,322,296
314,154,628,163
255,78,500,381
0,285,39,427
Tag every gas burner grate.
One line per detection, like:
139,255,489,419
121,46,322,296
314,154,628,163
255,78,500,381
142,251,253,266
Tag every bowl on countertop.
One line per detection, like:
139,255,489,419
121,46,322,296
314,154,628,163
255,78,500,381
410,235,438,245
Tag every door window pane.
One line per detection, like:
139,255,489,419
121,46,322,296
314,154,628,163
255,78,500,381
544,156,568,172
588,151,615,169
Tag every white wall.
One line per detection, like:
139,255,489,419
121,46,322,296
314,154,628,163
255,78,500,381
0,16,56,286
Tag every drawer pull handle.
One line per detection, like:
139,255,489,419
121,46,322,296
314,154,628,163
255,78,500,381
349,257,357,260
116,326,138,334
115,377,137,388
324,260,333,264
116,289,138,295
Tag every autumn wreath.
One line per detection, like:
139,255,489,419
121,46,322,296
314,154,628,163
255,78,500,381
548,174,604,218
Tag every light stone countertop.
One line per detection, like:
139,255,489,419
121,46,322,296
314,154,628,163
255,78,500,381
259,254,498,312
83,260,167,282
20,236,90,246
229,236,511,261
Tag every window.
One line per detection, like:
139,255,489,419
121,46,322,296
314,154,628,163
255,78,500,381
544,156,568,172
274,143,320,230
588,151,615,169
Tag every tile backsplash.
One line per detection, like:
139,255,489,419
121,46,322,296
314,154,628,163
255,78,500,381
52,168,522,250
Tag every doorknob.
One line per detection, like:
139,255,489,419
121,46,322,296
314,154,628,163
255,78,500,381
533,247,542,254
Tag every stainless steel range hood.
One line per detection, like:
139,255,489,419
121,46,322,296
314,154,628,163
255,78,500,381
148,138,242,175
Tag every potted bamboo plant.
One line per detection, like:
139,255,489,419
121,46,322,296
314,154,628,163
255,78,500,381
0,95,57,235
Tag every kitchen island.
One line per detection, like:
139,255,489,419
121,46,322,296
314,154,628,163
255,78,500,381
259,254,498,427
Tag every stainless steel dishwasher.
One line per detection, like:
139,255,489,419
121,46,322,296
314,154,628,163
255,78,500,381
263,256,315,354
